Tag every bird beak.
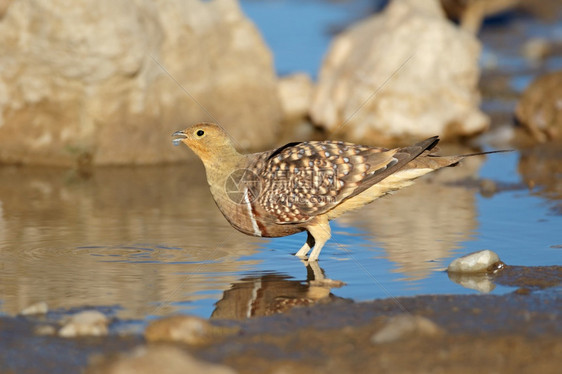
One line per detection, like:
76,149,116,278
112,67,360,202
172,130,187,146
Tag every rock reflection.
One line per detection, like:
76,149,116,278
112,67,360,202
0,164,264,318
447,272,496,293
337,155,485,280
449,265,562,293
518,144,562,214
211,262,344,319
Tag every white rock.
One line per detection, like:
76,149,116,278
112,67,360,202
87,345,238,374
59,310,109,338
20,301,48,315
0,0,281,166
278,73,313,121
310,0,488,145
447,250,500,273
145,315,238,346
371,314,443,344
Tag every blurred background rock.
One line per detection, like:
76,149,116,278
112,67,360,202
310,0,488,145
440,0,520,34
0,0,281,166
1,0,561,167
515,70,562,143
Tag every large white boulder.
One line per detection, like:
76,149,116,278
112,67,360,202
0,0,281,166
310,0,489,145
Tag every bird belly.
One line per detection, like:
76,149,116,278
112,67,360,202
326,167,434,220
210,188,304,238
222,208,305,239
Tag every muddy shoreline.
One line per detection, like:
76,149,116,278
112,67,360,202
2,265,560,374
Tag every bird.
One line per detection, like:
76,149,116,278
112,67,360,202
173,122,504,261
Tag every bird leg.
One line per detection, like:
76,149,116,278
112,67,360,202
295,220,331,261
306,260,325,281
295,231,315,258
306,260,346,288
307,221,331,261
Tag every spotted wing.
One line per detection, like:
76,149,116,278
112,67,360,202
255,137,439,224
255,141,399,224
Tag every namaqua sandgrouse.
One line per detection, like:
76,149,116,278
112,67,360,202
173,123,498,261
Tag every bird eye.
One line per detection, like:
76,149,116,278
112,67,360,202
196,130,205,137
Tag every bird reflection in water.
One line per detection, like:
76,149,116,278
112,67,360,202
210,262,344,320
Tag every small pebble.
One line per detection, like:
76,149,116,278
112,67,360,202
86,345,237,374
35,325,57,336
59,310,109,338
145,315,239,346
448,250,502,273
371,314,443,344
20,301,48,316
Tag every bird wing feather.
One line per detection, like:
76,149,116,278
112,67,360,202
255,140,417,224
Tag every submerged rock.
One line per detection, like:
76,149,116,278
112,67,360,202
515,71,562,143
0,0,281,166
59,310,109,338
310,0,488,146
448,250,503,273
86,345,237,374
145,315,238,346
371,314,444,344
35,324,57,336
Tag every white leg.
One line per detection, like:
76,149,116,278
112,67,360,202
308,240,326,262
295,231,314,258
306,221,331,262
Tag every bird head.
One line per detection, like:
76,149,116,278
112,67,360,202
172,122,241,164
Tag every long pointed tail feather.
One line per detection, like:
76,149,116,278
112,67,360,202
437,149,514,167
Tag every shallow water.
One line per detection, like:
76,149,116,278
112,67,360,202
1,0,561,326
0,147,560,322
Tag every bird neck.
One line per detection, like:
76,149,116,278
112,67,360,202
200,146,246,187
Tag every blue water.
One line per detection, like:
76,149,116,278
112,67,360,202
240,0,378,77
175,163,562,319
0,0,560,323
0,147,559,323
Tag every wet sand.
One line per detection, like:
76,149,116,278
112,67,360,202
2,266,560,374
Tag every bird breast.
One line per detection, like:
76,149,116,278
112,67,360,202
209,184,303,239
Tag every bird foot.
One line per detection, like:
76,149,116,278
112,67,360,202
295,253,309,260
309,279,346,288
